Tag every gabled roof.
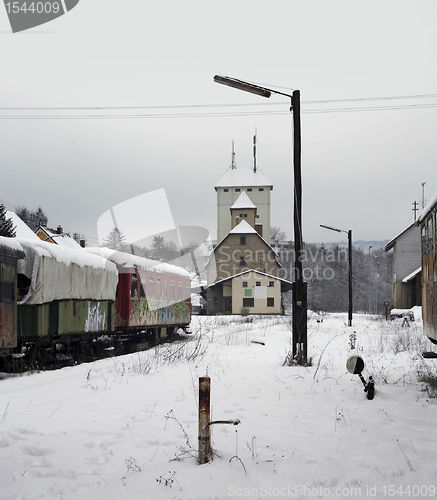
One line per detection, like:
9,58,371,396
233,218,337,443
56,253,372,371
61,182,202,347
207,268,293,292
6,211,39,240
209,220,281,269
229,219,258,234
384,222,418,252
37,226,82,249
231,191,256,210
215,164,272,190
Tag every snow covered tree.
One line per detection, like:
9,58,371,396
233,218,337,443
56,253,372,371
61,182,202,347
270,226,287,243
103,227,128,251
16,205,48,232
0,203,16,237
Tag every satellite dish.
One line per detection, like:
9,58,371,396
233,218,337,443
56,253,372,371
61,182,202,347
346,355,365,375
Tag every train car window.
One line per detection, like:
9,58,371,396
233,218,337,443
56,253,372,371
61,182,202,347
149,276,155,297
1,263,14,283
139,274,146,298
170,279,175,300
156,277,162,299
131,273,138,297
164,277,168,299
185,282,190,301
17,273,31,298
178,281,183,301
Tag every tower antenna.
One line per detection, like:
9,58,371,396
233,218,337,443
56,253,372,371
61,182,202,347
231,140,236,169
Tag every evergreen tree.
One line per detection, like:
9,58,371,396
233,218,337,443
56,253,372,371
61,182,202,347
16,205,48,232
103,227,128,251
0,203,16,237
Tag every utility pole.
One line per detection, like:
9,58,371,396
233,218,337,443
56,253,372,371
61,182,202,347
291,90,307,363
412,201,418,221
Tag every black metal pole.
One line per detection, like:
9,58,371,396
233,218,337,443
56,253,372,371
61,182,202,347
292,90,307,363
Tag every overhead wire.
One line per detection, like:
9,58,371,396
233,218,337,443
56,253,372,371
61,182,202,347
0,94,436,119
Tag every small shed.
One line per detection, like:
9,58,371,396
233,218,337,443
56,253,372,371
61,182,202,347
0,237,26,352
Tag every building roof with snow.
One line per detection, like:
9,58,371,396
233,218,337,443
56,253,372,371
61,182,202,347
214,164,272,190
6,211,39,240
229,219,258,234
230,191,256,210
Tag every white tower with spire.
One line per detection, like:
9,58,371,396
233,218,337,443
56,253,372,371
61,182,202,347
215,137,273,244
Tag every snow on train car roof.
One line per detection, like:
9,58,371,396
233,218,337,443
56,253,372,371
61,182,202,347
0,236,26,259
16,238,117,272
84,247,191,279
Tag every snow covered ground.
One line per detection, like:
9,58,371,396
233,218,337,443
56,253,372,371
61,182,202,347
1,312,437,500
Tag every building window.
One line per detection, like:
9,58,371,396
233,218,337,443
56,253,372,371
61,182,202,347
259,188,264,191
256,281,261,286
240,236,246,245
243,298,254,307
244,289,252,297
267,297,274,307
269,281,274,287
224,188,229,192
242,281,248,287
240,257,246,265
235,188,240,192
243,213,247,218
247,188,252,192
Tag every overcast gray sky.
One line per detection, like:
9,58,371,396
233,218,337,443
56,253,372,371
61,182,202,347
1,0,437,246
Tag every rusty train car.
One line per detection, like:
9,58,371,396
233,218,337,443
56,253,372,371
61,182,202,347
0,239,191,371
84,247,192,339
418,193,437,345
0,237,26,355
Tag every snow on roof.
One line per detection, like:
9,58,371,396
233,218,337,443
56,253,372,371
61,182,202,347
231,191,256,210
229,219,258,234
402,266,421,283
417,190,437,222
0,235,26,259
84,247,191,279
16,238,118,305
6,211,39,240
214,164,272,189
38,226,82,249
209,268,293,288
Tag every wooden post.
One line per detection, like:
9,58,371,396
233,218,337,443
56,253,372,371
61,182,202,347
198,377,211,464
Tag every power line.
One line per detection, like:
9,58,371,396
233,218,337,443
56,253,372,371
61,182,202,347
0,94,436,119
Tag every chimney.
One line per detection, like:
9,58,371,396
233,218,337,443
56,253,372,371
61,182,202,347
57,225,63,234
80,239,86,248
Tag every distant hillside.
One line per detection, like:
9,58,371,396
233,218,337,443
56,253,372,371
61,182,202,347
309,239,390,251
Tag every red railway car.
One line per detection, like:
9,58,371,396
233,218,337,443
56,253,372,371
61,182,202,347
85,248,192,339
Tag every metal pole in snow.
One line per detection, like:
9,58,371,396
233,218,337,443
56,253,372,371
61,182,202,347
198,377,211,464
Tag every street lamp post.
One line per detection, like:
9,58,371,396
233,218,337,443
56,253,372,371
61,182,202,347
320,224,353,327
214,75,307,364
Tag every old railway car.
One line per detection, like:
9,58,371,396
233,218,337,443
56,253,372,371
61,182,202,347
418,193,437,344
84,248,192,340
12,238,118,368
0,237,26,354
